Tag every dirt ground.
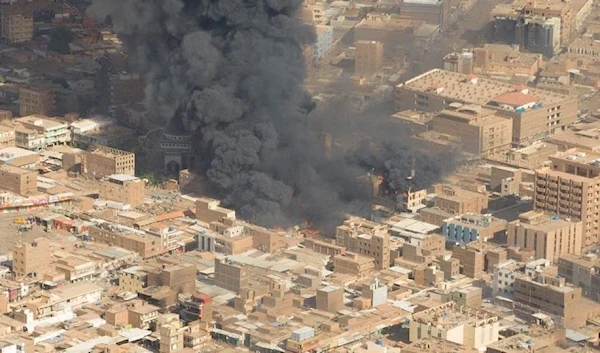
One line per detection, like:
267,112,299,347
0,212,74,257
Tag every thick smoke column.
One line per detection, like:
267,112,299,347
89,0,457,229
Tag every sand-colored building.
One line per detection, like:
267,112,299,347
99,174,145,206
535,149,600,248
507,211,583,262
396,69,578,145
432,104,512,158
84,145,135,179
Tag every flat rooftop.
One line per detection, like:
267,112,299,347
0,146,37,161
108,174,139,182
550,149,600,168
400,69,569,106
16,115,66,130
90,146,134,159
515,211,581,231
0,163,33,175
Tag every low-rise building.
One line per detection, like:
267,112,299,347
332,252,375,278
0,147,38,168
55,256,96,283
23,282,103,319
410,302,499,351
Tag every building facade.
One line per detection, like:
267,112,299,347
99,174,145,206
19,86,56,117
534,149,600,248
507,211,583,262
395,69,578,145
84,145,135,179
12,238,51,279
0,164,36,195
354,40,384,79
336,217,391,269
432,104,513,158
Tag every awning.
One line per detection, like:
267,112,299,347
255,342,285,352
211,328,242,340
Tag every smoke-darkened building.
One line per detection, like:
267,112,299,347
515,17,561,58
160,118,194,174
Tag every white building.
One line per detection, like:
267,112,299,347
410,302,499,351
0,340,26,353
312,25,333,66
15,115,70,147
492,259,521,296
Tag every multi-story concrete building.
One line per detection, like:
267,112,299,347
399,0,450,30
89,224,160,259
1,13,31,43
0,164,37,195
492,259,522,296
452,244,485,279
99,174,145,206
312,25,333,66
24,282,103,320
336,217,390,269
195,197,236,224
159,324,184,353
194,224,253,255
410,302,500,351
513,272,600,328
83,145,135,179
534,149,600,248
119,266,148,292
516,16,562,57
568,34,600,57
0,0,34,43
332,252,375,278
442,214,507,244
490,0,586,48
472,44,543,77
214,257,248,294
443,51,474,74
395,69,578,145
432,104,513,158
433,184,488,215
15,115,69,147
0,125,15,148
316,285,344,312
55,256,96,283
13,123,44,151
557,253,600,301
354,40,384,79
18,86,56,117
12,238,51,279
507,211,583,262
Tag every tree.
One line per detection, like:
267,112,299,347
48,27,74,54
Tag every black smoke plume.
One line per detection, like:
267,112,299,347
89,0,457,230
